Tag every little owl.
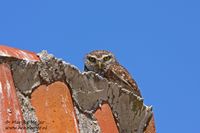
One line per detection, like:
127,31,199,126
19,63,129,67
84,50,141,97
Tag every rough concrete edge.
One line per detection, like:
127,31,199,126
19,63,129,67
74,106,101,133
37,51,153,133
0,57,39,133
16,91,39,133
6,50,153,133
64,64,152,133
37,51,102,133
8,51,101,133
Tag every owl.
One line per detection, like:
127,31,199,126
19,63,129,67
84,50,142,97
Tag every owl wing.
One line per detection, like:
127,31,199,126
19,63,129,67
105,64,142,97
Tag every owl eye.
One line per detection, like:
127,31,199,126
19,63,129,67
103,56,111,61
88,57,96,63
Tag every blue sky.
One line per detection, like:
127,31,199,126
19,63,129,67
0,1,200,132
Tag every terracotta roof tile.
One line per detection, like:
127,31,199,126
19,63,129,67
95,103,119,133
144,115,156,133
31,81,79,133
0,63,26,133
0,45,156,133
0,45,39,61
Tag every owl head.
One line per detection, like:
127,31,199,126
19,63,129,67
84,50,118,74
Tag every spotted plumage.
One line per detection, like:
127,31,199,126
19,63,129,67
84,50,142,97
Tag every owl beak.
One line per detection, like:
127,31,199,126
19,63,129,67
98,62,102,69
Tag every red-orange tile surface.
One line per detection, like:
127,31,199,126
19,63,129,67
145,115,156,133
95,103,119,133
0,45,39,61
31,81,79,133
0,63,26,133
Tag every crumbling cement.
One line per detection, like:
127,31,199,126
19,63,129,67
74,106,101,133
64,60,152,133
10,50,153,133
11,60,41,95
37,51,65,84
16,91,39,133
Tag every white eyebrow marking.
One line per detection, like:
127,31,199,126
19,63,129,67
87,53,113,60
88,55,97,58
88,55,103,60
101,54,112,59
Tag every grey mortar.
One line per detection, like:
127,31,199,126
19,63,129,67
9,50,153,133
16,91,39,133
